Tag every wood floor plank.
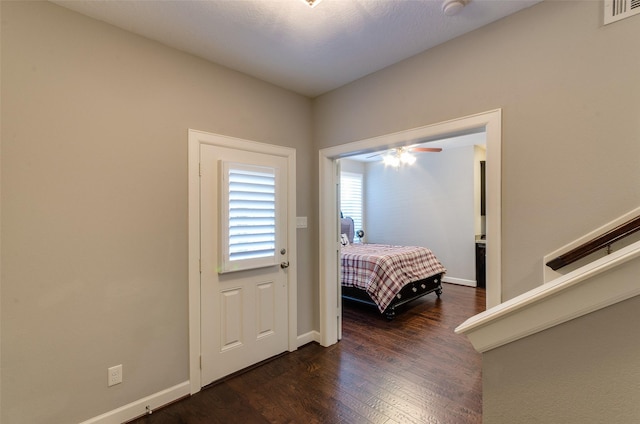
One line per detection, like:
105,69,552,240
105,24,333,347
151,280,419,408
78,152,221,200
128,283,484,424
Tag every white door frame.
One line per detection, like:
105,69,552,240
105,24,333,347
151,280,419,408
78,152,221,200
319,110,502,347
188,129,297,394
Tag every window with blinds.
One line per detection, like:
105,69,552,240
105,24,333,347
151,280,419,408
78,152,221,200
220,162,278,273
340,172,363,242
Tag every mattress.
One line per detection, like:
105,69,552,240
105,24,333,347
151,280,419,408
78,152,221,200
341,243,446,312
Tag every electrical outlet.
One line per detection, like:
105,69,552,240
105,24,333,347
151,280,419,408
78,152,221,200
108,364,122,387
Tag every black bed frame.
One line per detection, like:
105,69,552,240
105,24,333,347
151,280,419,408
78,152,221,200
341,272,444,320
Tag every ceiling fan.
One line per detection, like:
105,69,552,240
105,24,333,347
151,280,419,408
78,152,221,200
368,145,442,167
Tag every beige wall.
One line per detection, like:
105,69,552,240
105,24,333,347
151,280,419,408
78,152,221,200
483,263,640,422
3,0,640,422
1,2,313,423
314,0,640,300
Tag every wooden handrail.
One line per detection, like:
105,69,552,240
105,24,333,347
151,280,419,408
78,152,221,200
546,215,640,271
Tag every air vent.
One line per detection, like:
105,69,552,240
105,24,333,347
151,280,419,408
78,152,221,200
604,0,640,25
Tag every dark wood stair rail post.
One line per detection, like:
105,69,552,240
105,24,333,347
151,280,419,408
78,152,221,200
546,215,640,271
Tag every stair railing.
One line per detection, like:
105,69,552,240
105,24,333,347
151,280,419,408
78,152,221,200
546,215,640,271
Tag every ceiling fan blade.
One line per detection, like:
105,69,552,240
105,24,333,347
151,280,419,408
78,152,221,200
365,152,383,159
411,147,442,153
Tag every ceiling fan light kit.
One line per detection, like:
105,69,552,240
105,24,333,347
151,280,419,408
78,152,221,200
400,150,417,165
379,146,443,168
383,154,401,167
384,148,416,168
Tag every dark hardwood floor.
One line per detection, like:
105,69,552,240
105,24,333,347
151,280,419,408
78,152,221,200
129,283,485,424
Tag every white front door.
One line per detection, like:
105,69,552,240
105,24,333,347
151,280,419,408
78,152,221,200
200,143,290,385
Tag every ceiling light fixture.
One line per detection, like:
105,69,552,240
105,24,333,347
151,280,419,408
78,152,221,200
383,148,416,168
442,0,469,16
400,150,416,165
302,0,322,8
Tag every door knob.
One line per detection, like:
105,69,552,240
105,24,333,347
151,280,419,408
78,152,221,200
280,261,290,269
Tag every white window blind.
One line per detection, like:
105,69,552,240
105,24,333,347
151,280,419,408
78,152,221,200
340,172,363,241
220,162,278,273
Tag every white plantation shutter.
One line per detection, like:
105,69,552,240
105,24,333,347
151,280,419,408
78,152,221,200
340,172,363,241
221,162,279,272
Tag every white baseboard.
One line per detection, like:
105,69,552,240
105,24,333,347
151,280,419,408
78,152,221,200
443,276,476,287
296,330,320,347
79,331,316,424
78,331,317,424
79,381,190,424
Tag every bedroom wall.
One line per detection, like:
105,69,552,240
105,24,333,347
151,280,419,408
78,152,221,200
0,2,314,423
313,0,640,301
365,146,477,284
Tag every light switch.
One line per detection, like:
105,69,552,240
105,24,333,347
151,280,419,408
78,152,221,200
296,216,308,228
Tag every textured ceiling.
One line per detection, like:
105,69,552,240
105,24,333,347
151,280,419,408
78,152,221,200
52,0,542,97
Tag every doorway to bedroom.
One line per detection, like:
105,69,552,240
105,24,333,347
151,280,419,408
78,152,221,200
318,109,502,347
338,131,485,288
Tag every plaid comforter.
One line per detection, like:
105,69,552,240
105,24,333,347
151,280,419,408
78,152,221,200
341,243,446,312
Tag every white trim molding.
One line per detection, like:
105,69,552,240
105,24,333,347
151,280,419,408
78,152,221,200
297,330,321,347
79,382,190,424
443,276,477,287
456,239,640,353
319,109,502,347
77,330,318,424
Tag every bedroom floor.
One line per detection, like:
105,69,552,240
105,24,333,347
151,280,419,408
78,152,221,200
129,283,485,423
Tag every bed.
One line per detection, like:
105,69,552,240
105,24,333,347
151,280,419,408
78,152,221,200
340,218,446,319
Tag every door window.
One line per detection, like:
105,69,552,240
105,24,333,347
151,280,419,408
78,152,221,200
220,162,279,273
